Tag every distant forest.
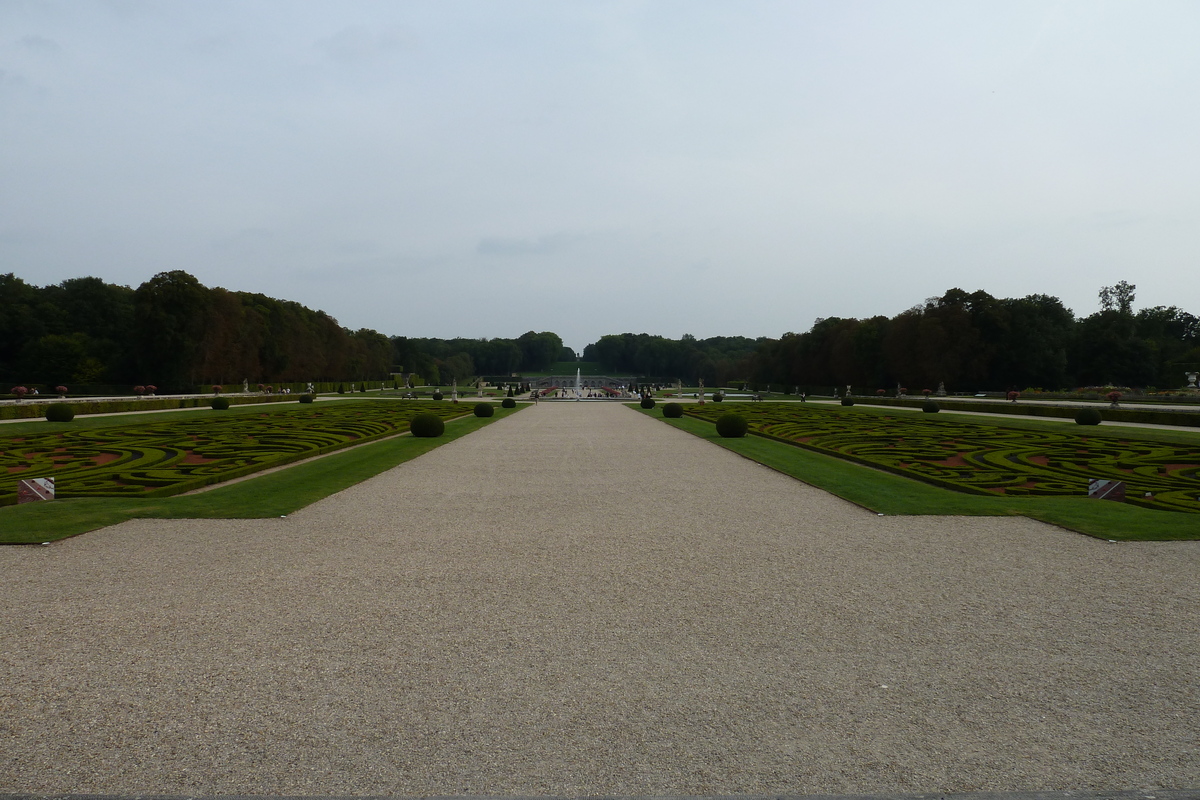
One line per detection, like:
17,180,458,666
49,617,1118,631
2,271,1196,392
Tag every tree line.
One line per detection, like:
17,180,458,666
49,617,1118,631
1,271,391,391
582,333,761,387
393,331,568,386
748,284,1198,393
3,271,1196,393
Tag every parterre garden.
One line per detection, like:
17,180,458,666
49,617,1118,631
684,403,1200,515
0,400,471,505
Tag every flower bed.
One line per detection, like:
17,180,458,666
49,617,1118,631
0,401,470,505
683,403,1200,514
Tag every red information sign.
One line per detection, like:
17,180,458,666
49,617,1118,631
17,477,55,504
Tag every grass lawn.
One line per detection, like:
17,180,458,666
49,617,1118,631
1,403,523,544
638,406,1200,541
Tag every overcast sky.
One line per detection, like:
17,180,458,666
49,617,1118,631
2,1,1197,352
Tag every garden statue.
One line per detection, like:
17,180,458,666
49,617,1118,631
936,381,947,396
1188,372,1198,389
243,379,249,393
846,384,851,397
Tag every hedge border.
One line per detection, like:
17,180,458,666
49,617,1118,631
0,394,297,421
845,396,1200,428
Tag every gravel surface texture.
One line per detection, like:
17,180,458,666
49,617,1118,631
1,402,1197,796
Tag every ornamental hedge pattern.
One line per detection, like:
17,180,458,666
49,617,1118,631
0,401,470,505
684,403,1200,514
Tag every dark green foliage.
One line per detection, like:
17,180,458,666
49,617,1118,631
409,413,445,437
473,402,494,418
45,403,75,422
748,285,1198,393
432,391,444,401
584,332,759,387
501,397,516,408
640,397,655,409
712,393,723,402
1075,408,1103,426
841,397,855,406
337,384,345,394
211,397,230,410
298,394,315,404
922,400,940,413
663,402,684,418
715,413,749,438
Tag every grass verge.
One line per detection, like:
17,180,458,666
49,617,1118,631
1,405,522,544
639,407,1200,541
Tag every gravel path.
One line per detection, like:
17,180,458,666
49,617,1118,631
1,402,1197,796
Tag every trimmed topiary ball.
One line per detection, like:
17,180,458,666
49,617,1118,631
211,397,230,410
922,400,940,413
501,397,516,408
431,391,444,401
45,403,75,422
712,393,724,402
1075,407,1102,425
663,402,683,418
715,413,748,438
640,397,655,409
409,414,445,437
298,394,315,404
841,397,855,406
474,402,494,418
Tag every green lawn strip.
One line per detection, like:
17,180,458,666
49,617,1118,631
0,398,294,435
636,407,1199,541
0,405,524,544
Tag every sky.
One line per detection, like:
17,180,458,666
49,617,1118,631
2,1,1198,353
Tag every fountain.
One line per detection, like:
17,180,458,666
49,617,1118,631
576,367,582,400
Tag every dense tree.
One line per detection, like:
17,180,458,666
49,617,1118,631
2,271,397,390
584,332,759,384
6,272,1195,393
752,284,1195,392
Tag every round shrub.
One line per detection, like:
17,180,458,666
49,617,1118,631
712,393,724,402
1075,407,1102,426
663,402,684,418
473,402,494,418
211,397,230,410
409,414,445,437
922,400,940,413
431,391,444,401
841,397,855,406
45,403,75,422
501,397,516,408
715,413,749,438
640,397,656,409
298,394,315,404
